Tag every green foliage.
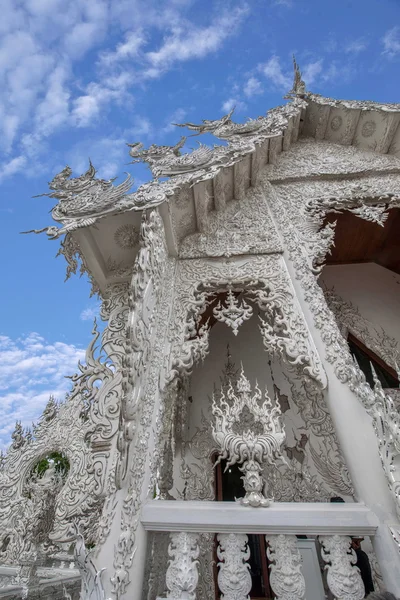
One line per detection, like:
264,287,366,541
32,452,70,478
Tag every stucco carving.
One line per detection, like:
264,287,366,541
217,533,252,600
168,254,326,388
266,534,306,600
0,281,129,598
324,289,400,370
212,367,286,507
320,535,365,600
111,209,173,598
179,186,283,259
156,532,199,600
265,165,400,515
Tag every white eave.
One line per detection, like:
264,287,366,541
51,89,400,295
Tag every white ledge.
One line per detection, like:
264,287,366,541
141,500,379,536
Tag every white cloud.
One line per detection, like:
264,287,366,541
128,116,154,138
161,108,187,133
0,333,85,449
382,27,400,57
0,156,27,181
80,304,101,321
259,55,292,90
302,60,323,86
345,39,367,54
243,76,263,98
221,97,247,113
72,73,133,127
145,5,249,74
0,0,249,182
99,30,147,66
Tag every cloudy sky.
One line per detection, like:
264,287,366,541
0,0,399,448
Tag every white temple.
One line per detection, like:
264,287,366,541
1,60,400,599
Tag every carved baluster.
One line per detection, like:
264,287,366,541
157,532,200,600
217,533,252,600
319,535,365,600
265,534,305,600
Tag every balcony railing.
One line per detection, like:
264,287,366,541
142,500,379,600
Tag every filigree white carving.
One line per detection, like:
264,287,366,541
168,255,326,387
266,535,305,600
25,161,134,239
114,224,139,249
217,534,252,600
213,289,253,336
320,535,365,600
265,168,400,515
212,367,286,507
324,289,400,371
157,532,199,600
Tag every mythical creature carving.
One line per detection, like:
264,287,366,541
212,367,286,507
320,535,365,600
266,535,306,600
24,161,133,239
217,533,252,600
128,137,216,179
157,532,200,600
173,107,235,135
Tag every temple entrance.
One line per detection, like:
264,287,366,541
214,458,272,599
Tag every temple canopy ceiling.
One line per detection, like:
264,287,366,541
325,207,400,276
28,59,400,294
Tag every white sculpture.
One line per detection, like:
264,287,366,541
212,366,286,507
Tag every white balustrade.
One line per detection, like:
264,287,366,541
146,500,378,600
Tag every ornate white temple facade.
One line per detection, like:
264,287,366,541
1,63,400,599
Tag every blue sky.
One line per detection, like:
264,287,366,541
0,0,399,448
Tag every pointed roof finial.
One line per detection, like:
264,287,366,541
286,55,306,98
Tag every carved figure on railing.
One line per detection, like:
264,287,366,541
217,533,252,600
212,366,286,507
266,534,306,600
156,532,200,600
320,535,365,600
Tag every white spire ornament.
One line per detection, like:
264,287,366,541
211,366,286,507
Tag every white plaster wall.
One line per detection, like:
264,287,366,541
320,262,400,344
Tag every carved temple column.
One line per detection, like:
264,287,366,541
280,248,400,592
96,209,176,600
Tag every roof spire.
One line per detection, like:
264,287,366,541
286,55,306,98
